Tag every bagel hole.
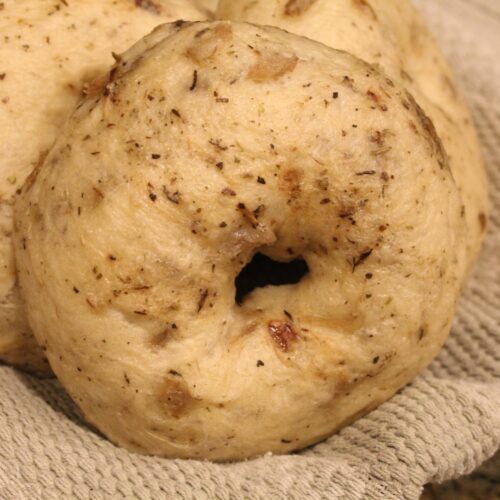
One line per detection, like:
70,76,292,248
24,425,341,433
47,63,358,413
235,252,309,305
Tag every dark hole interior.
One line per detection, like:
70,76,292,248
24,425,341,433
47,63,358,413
235,252,309,305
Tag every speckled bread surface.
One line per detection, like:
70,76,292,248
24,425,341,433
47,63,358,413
14,20,465,460
217,0,489,270
0,0,206,373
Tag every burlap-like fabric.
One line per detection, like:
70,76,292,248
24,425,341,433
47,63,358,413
0,0,498,498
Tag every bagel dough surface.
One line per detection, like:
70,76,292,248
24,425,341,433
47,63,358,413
14,21,466,460
0,0,205,373
193,0,218,16
217,0,489,271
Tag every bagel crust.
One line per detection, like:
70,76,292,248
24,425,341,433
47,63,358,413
217,0,489,271
14,21,466,460
0,0,205,373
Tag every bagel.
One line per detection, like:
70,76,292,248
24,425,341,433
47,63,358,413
0,0,205,373
216,0,489,270
14,20,466,460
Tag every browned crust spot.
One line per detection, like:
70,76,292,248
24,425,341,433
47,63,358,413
279,168,304,204
367,89,388,112
248,52,298,83
284,0,318,16
150,325,177,349
134,0,162,15
197,288,209,313
418,326,426,341
185,24,233,65
478,212,487,232
352,0,378,20
268,320,297,352
159,378,196,418
369,128,393,147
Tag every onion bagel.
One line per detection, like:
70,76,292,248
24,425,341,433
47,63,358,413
217,0,489,270
193,0,218,16
14,21,466,460
0,0,205,373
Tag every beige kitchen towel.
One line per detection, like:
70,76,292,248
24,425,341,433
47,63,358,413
422,451,500,499
0,0,499,498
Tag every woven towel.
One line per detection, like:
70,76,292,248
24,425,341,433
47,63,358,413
0,0,499,498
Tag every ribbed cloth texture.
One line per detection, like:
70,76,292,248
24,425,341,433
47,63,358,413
0,0,498,498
